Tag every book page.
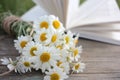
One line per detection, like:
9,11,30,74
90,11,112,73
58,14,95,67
69,0,120,29
73,24,120,31
52,0,63,22
71,26,120,45
56,0,64,23
66,0,80,28
67,0,106,29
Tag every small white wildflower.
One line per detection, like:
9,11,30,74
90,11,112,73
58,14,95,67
63,31,75,48
47,30,63,46
33,15,51,31
71,46,82,61
23,41,40,57
72,62,85,73
1,57,16,71
49,15,65,32
15,56,33,73
14,35,32,53
33,29,50,45
57,61,70,74
31,46,60,72
44,67,68,80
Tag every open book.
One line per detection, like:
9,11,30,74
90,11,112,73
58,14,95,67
21,0,120,45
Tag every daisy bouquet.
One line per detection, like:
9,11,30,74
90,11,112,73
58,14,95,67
0,15,85,80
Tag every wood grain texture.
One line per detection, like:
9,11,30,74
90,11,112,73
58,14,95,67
0,35,120,80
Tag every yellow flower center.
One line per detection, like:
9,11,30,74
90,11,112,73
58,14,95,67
40,52,51,62
74,49,79,57
40,33,47,41
53,20,60,29
75,64,80,70
56,61,62,67
51,34,57,43
20,41,27,48
24,61,30,67
56,45,63,50
50,73,60,80
40,21,49,29
65,36,70,44
30,47,37,56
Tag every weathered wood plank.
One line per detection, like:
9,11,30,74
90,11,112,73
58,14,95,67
0,73,120,80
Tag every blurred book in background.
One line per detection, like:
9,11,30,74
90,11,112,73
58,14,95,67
21,0,120,45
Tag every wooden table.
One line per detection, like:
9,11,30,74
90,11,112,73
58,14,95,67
0,35,120,80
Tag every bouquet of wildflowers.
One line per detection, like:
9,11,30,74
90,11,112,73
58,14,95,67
1,15,85,80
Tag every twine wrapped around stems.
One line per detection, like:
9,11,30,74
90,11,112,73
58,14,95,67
0,12,33,37
2,15,20,35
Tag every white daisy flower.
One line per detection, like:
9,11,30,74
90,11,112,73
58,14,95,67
44,67,68,80
59,49,71,62
63,31,75,48
56,61,70,74
49,15,65,32
33,15,51,31
55,49,69,67
47,30,63,46
23,41,40,57
72,62,85,73
56,48,73,63
54,35,66,50
33,29,50,45
1,57,15,71
71,46,82,61
15,56,33,73
14,35,32,53
32,46,60,72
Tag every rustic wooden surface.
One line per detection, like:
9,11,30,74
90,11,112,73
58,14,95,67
0,35,120,80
